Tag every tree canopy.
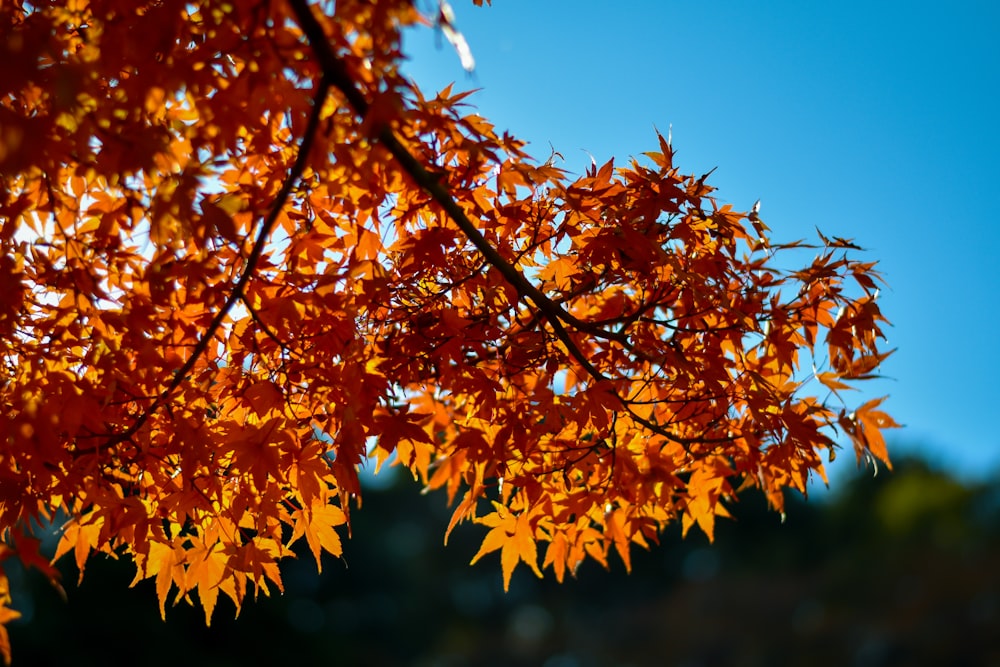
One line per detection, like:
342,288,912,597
0,0,896,660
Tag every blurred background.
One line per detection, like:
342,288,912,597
7,454,1000,666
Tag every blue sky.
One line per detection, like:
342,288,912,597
400,1,1000,481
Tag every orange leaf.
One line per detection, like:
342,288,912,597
543,532,569,583
0,569,20,666
470,504,542,591
816,371,854,393
290,501,347,572
855,396,900,470
184,539,230,625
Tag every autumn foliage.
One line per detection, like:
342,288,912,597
0,0,897,661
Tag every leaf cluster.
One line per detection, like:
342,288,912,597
0,0,896,658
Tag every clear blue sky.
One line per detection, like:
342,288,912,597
400,1,1000,481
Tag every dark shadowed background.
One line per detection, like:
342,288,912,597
8,454,1000,666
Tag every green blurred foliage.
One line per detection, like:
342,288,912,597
7,456,1000,666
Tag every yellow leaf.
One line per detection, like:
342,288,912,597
54,518,104,583
0,610,18,667
469,524,508,566
605,508,632,572
290,501,346,572
543,532,568,583
510,511,542,580
470,506,541,591
184,539,229,626
145,540,184,621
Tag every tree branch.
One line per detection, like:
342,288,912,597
287,0,602,375
286,1,712,449
93,76,333,452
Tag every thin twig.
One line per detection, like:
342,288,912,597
91,76,333,451
286,1,710,448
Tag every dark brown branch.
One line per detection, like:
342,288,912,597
285,0,602,375
286,1,714,449
90,76,333,452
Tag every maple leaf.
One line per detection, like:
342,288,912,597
470,503,543,591
141,539,187,621
0,607,18,667
183,538,230,625
840,397,901,472
542,531,570,583
53,518,105,584
0,570,20,666
681,460,735,542
289,501,347,572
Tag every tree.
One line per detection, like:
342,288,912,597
0,0,897,661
